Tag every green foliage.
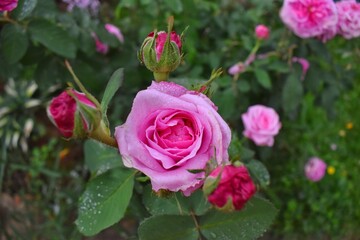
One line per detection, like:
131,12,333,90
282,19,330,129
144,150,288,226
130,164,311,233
139,197,277,240
76,167,136,236
0,24,28,64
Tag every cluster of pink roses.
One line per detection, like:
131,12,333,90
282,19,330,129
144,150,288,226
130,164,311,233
48,28,259,211
280,0,360,42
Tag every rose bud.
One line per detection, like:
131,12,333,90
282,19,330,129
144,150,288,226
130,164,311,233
47,89,101,139
204,165,256,211
255,24,270,40
304,157,327,182
139,30,182,81
0,0,18,12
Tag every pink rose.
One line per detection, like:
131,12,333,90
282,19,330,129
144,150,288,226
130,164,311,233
206,165,256,210
91,32,109,55
47,90,99,138
242,105,282,147
0,0,18,11
228,63,246,76
304,157,327,182
336,0,360,39
255,24,270,40
115,81,231,196
105,23,124,43
280,0,338,38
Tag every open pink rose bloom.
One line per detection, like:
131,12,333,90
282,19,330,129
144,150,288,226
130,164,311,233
280,0,338,39
242,105,282,147
336,0,360,39
115,81,231,196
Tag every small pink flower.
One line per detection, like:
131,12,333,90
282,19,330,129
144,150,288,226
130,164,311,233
336,0,360,39
228,63,246,76
305,157,327,182
292,57,310,80
105,23,124,43
242,105,282,147
206,165,256,210
0,0,18,11
255,24,270,40
47,90,98,138
115,81,231,196
280,0,338,38
91,32,109,55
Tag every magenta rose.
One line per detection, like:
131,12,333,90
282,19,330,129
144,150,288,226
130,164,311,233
115,81,231,196
0,0,18,11
305,157,327,182
47,89,100,138
242,105,281,147
280,0,338,39
147,31,182,61
206,165,256,210
336,0,360,39
255,24,270,40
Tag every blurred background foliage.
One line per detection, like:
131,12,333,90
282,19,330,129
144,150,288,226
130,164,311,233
0,0,359,239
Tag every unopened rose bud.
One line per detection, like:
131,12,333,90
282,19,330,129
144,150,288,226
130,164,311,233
47,89,101,139
255,24,270,40
204,165,256,211
139,30,182,81
304,157,327,182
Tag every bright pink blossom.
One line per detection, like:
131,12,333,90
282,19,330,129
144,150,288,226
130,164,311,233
305,157,327,182
242,105,282,147
292,57,310,80
91,32,109,55
115,81,231,196
255,24,270,40
207,165,256,210
336,0,360,39
105,23,124,43
280,0,338,38
47,90,97,138
0,0,18,11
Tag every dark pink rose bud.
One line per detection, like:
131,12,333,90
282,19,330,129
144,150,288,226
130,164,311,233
255,24,270,40
47,89,101,139
0,0,18,12
204,165,256,211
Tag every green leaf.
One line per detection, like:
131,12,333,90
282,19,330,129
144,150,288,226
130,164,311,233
199,197,278,240
29,19,76,58
12,0,37,20
282,68,303,115
254,69,272,89
76,167,136,236
164,0,183,13
101,68,124,116
138,215,198,240
246,159,270,187
84,139,123,175
143,186,211,216
0,24,28,64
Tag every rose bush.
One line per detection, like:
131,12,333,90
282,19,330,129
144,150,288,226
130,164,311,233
242,105,282,147
304,157,327,182
205,165,256,210
115,81,231,196
280,0,338,39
